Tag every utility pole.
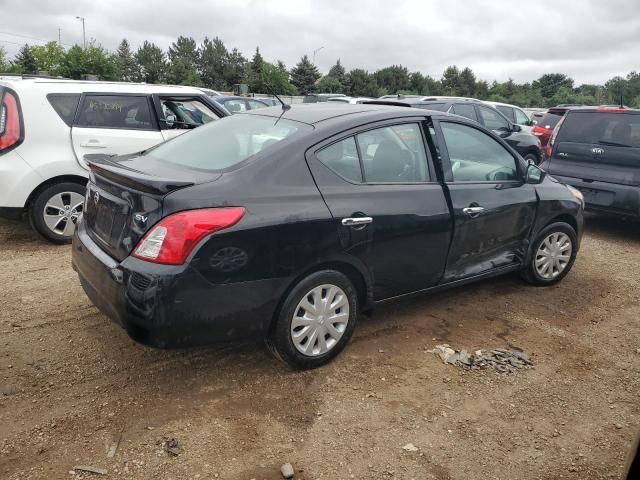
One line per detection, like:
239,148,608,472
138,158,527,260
312,46,324,65
76,16,86,49
58,28,61,47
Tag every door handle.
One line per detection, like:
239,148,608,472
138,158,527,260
342,217,373,227
80,140,107,148
462,206,485,218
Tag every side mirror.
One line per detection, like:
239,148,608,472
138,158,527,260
511,123,522,133
525,163,545,184
165,114,176,128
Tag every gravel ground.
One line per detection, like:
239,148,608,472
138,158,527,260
0,214,638,480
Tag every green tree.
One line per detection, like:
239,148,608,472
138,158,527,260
198,37,228,90
604,76,627,105
344,68,379,97
260,62,297,94
0,46,8,71
223,48,247,88
13,44,39,73
290,55,321,95
59,43,115,80
327,59,346,86
408,72,426,94
113,39,137,82
30,42,65,75
167,36,200,85
248,47,266,92
315,75,342,93
374,65,409,94
276,60,288,75
532,73,574,99
459,67,477,97
441,65,461,95
135,41,166,84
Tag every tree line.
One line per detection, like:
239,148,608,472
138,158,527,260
1,37,639,108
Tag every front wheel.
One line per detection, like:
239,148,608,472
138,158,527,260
521,222,577,286
29,182,86,244
269,270,358,369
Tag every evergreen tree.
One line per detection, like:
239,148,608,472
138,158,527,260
14,44,39,73
248,47,265,92
315,75,342,93
276,60,288,75
223,48,247,87
374,65,409,94
114,39,137,82
167,36,200,85
441,65,462,95
327,59,346,86
198,37,228,90
344,69,379,97
135,41,166,84
290,55,321,94
0,46,6,71
459,67,477,97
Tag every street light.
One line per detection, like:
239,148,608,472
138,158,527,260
312,46,324,65
76,16,86,49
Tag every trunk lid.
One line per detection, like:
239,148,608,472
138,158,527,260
83,153,220,261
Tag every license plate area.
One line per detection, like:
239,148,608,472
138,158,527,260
85,185,130,245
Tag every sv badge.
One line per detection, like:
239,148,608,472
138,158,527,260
134,214,148,224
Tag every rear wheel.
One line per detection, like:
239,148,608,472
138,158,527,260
521,222,577,286
269,270,358,369
29,182,86,244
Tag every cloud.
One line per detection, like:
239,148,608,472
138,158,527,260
1,0,639,84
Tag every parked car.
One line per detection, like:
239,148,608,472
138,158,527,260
302,93,346,103
72,103,584,369
196,87,223,97
212,95,270,113
0,76,227,243
532,106,571,157
540,106,640,218
327,96,375,104
484,101,534,132
367,98,545,164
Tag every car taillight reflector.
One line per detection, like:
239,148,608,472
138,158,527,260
132,207,245,265
0,91,22,151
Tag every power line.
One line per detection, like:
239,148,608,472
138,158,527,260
0,30,74,47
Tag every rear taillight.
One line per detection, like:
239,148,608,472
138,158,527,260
132,207,245,265
548,115,566,155
0,91,23,152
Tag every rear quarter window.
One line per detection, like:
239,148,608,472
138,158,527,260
76,95,154,130
47,94,80,127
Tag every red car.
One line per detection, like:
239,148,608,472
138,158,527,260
532,107,570,157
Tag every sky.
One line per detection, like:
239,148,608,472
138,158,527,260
1,0,639,85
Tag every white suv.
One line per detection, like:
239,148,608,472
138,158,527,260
0,76,227,243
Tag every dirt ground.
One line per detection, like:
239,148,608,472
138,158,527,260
0,214,638,480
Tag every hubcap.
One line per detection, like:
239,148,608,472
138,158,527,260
291,284,350,357
43,191,84,237
535,232,572,279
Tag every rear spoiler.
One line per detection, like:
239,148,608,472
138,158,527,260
361,100,413,107
85,153,194,196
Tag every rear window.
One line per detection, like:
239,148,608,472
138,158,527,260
416,103,446,111
535,112,564,130
47,94,80,126
146,114,310,171
557,112,640,147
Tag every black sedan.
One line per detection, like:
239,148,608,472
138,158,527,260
72,104,584,369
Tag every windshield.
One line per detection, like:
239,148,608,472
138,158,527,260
146,114,310,171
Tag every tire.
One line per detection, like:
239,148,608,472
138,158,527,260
269,270,359,369
29,182,86,244
524,153,539,165
521,222,577,286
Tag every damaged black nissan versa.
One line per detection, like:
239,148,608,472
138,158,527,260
72,104,584,368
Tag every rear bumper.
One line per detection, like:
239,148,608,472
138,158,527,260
72,218,284,347
551,175,640,218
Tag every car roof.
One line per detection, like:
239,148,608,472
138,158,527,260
244,103,444,126
484,100,523,109
0,77,205,95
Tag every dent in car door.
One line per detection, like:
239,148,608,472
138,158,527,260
434,119,537,281
71,94,163,168
306,121,452,300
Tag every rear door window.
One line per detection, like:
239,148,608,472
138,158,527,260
557,112,640,147
451,104,478,122
495,105,515,122
47,94,80,126
76,95,155,130
478,105,510,130
159,98,219,129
